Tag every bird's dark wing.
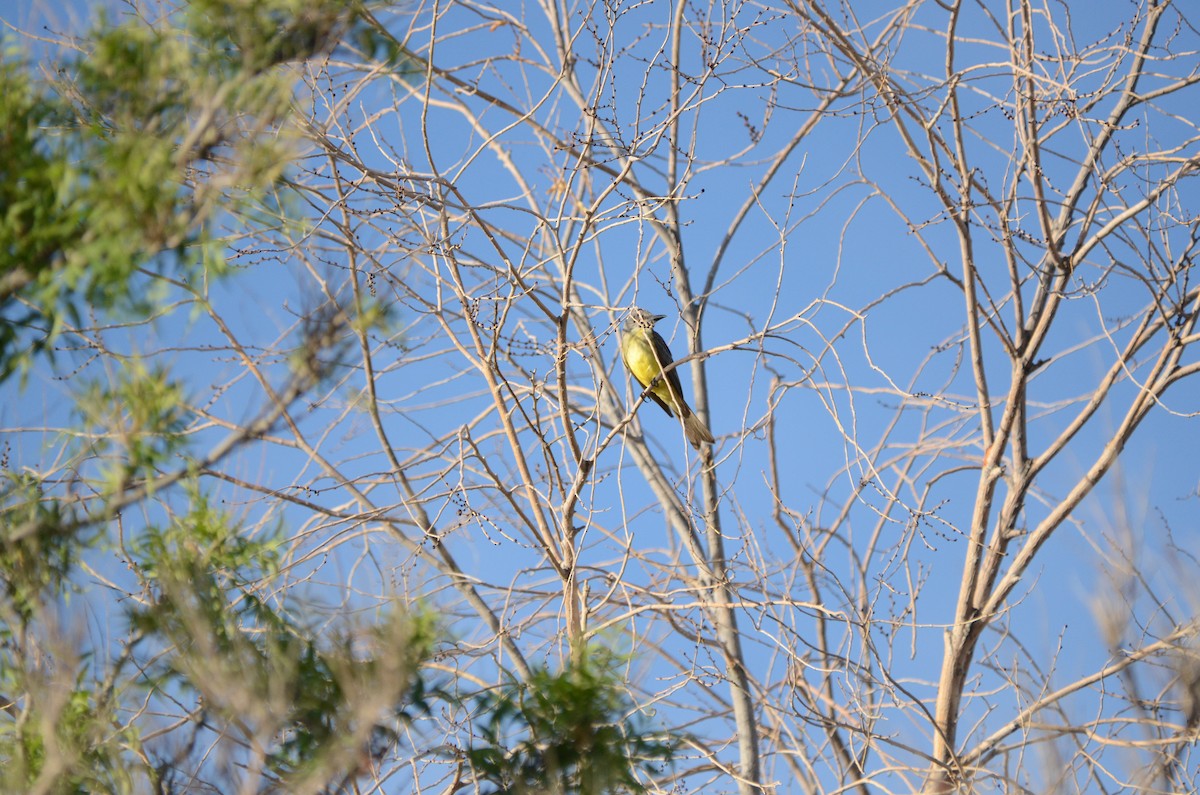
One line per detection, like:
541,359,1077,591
645,389,674,416
650,330,690,418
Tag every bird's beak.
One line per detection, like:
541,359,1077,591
652,314,666,322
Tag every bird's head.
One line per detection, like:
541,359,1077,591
625,306,666,331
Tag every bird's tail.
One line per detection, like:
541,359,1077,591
681,410,715,451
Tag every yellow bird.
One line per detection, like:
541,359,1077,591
620,307,714,451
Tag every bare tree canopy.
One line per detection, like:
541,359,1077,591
2,0,1199,792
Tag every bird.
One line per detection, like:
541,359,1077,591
619,307,714,451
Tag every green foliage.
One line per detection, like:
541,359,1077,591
0,50,78,380
186,0,414,74
467,653,674,795
0,1,373,384
73,360,190,496
0,470,74,623
0,465,121,792
0,679,140,795
0,473,140,792
188,0,358,73
130,491,435,785
265,612,437,781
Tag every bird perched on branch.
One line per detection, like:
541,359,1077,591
620,307,714,452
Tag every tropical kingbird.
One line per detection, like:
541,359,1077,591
620,307,714,451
